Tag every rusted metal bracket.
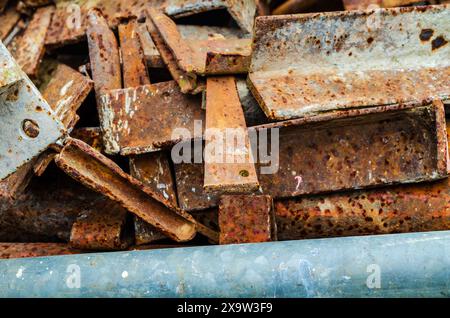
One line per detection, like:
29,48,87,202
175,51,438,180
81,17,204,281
174,100,449,211
204,76,259,193
219,195,276,244
248,5,450,120
0,40,64,181
55,138,197,242
164,0,257,34
7,5,54,78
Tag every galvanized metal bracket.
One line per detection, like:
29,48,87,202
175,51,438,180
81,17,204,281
248,5,450,120
0,41,64,181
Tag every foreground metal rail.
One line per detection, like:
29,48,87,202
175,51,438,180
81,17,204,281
248,5,450,120
0,231,449,297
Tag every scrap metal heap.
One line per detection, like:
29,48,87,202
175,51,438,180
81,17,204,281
0,0,449,259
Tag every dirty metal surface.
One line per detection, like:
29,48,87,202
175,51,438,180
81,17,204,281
219,195,275,244
70,200,132,251
7,6,54,78
148,9,252,76
99,81,204,155
71,127,103,152
164,0,257,34
248,5,450,120
55,138,197,242
136,22,164,69
0,160,35,200
45,0,165,47
0,41,64,181
177,24,247,40
343,0,381,10
204,76,259,193
118,20,150,89
0,6,21,41
86,8,122,97
0,243,82,259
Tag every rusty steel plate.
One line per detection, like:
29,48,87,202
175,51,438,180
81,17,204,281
99,81,204,155
71,127,104,152
174,100,449,210
204,76,259,193
0,243,82,259
164,0,257,34
0,5,21,41
136,22,165,69
45,0,165,47
0,41,64,181
219,195,275,244
7,6,55,78
248,5,450,120
55,138,197,242
148,9,252,77
70,200,132,251
0,160,35,200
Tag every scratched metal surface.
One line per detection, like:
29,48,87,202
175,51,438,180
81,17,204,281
0,41,64,181
248,5,450,120
99,81,204,155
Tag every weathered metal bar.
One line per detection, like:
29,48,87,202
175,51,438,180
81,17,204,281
71,127,103,152
99,81,204,155
219,195,275,244
272,0,317,15
1,231,449,297
86,8,122,97
0,5,21,41
204,76,259,192
55,138,197,242
45,0,165,47
248,5,450,120
0,160,35,200
164,0,257,34
148,9,252,77
174,100,449,210
0,41,64,181
177,24,247,40
0,173,107,242
118,20,150,89
7,6,54,78
0,243,82,260
70,200,132,251
136,22,164,69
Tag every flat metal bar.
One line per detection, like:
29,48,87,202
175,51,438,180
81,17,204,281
0,6,21,41
118,20,150,89
7,6,55,78
164,0,257,34
1,231,449,297
0,160,35,200
0,243,82,260
248,5,450,120
204,76,259,192
70,200,132,251
99,81,204,155
0,41,64,181
136,22,164,69
55,138,197,242
219,195,275,244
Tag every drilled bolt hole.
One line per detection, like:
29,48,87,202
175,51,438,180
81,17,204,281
22,119,40,138
239,170,250,178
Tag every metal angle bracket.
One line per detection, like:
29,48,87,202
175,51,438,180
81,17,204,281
0,41,64,180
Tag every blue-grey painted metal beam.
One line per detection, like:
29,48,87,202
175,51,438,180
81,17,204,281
0,231,449,298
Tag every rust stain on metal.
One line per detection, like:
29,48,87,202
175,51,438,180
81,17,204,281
204,76,259,193
343,0,381,10
55,138,197,242
148,9,252,77
273,0,318,15
71,127,104,152
0,243,82,259
0,160,36,200
219,195,275,244
0,5,21,41
248,5,450,120
99,81,204,155
118,19,151,89
45,0,165,47
86,8,122,97
70,200,132,251
7,5,55,78
164,0,257,34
